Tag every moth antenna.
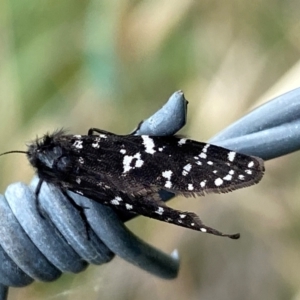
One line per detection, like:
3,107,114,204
0,150,28,156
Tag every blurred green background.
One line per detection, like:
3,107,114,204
1,0,300,299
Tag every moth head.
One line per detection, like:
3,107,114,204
0,132,64,170
27,134,66,170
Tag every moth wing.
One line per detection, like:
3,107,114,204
71,183,239,239
77,134,264,196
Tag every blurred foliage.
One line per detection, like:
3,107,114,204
1,0,300,300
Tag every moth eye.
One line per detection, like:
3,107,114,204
53,146,63,155
56,156,72,171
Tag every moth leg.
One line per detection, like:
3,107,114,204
129,120,143,135
34,178,47,219
61,190,91,240
88,128,115,136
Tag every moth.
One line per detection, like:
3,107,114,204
1,128,265,239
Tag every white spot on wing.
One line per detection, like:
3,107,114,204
199,145,209,159
120,149,126,154
92,134,107,148
123,156,132,173
202,144,210,153
228,151,236,162
135,158,144,168
223,174,232,181
200,228,207,232
76,177,81,184
155,207,164,215
123,152,144,173
238,175,245,180
207,161,213,165
182,163,192,176
125,203,133,210
73,140,83,149
111,196,122,205
162,170,172,180
142,136,156,154
214,178,223,186
110,199,120,205
92,143,100,149
248,161,254,168
200,180,207,188
180,214,186,219
165,181,172,188
188,183,194,190
184,163,192,172
199,152,207,159
162,170,173,188
178,138,187,146
92,137,101,148
245,169,252,174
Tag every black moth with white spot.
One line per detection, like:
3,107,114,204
24,128,264,239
